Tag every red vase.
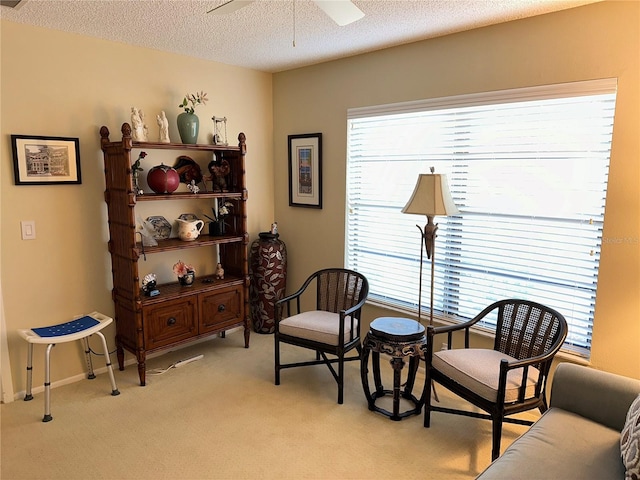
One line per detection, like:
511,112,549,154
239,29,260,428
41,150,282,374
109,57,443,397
249,232,287,334
147,163,180,194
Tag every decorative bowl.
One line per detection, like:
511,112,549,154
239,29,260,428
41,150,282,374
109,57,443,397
146,216,172,240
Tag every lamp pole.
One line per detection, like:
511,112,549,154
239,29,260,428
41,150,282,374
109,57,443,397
419,216,438,325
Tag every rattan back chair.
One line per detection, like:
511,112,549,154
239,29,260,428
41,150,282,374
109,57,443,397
274,268,369,404
424,299,568,460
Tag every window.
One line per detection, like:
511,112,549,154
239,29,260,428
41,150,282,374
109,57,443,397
346,79,617,358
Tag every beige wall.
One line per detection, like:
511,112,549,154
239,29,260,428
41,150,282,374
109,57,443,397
273,1,640,378
0,21,274,396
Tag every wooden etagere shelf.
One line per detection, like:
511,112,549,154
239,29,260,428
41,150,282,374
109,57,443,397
135,191,243,201
134,234,245,257
140,274,245,306
131,140,240,152
100,122,250,386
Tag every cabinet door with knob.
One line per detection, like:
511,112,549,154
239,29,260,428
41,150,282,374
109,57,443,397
199,286,243,334
144,297,198,350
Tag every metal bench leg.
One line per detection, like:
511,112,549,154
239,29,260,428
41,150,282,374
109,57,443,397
24,343,34,401
43,344,54,422
82,336,96,379
95,331,120,396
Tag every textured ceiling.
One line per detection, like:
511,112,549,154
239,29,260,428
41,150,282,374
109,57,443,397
1,0,601,73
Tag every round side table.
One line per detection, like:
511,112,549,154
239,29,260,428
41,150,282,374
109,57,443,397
361,317,427,421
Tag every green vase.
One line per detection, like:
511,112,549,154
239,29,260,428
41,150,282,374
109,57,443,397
177,112,199,144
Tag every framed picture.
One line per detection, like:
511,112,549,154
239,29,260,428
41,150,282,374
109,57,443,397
288,133,322,208
11,135,81,185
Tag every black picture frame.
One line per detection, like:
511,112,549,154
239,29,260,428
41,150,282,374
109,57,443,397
288,133,322,208
11,134,82,185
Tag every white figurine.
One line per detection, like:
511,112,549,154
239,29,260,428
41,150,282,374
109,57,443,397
157,111,170,143
271,222,278,235
139,109,149,141
187,180,200,194
215,263,225,280
131,107,148,142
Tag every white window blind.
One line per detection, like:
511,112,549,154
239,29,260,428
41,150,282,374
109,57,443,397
346,79,617,357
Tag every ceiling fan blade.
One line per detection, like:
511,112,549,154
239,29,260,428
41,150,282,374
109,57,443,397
314,1,364,26
207,0,255,15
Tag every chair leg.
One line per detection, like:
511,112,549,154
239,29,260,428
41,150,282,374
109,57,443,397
43,344,54,422
274,333,281,386
491,415,504,461
82,337,96,379
94,331,120,396
24,343,34,401
337,354,344,404
424,366,432,428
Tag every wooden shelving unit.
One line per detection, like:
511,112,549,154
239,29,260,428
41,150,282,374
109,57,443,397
99,123,250,385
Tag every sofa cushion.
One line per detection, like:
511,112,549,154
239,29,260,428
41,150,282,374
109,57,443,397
433,349,539,402
476,408,625,479
550,363,640,432
621,394,640,480
278,311,356,345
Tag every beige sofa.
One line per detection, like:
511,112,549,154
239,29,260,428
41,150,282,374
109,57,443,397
476,362,640,480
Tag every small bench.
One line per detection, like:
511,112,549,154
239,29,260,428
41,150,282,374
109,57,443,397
18,311,120,422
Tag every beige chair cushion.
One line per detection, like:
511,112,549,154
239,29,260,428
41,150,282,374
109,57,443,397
433,348,540,403
279,311,357,346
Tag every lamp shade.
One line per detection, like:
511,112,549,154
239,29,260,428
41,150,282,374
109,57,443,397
402,173,459,216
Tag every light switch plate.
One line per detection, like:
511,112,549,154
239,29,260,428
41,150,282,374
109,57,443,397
21,220,36,240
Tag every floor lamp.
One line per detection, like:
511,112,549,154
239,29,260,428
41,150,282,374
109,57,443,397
402,169,459,325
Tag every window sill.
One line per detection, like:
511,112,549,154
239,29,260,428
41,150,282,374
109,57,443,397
365,299,591,363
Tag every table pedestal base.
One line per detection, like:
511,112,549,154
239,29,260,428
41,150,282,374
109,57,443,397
361,317,427,421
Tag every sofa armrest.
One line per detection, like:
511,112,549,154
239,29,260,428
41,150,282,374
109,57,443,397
550,362,640,432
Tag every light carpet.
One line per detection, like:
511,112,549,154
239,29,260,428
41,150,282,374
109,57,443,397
1,330,537,479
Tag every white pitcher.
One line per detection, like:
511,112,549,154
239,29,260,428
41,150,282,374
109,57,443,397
176,218,204,241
